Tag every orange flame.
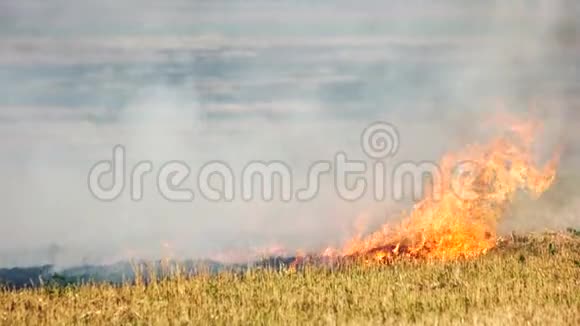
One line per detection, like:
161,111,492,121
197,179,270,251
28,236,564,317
341,116,559,263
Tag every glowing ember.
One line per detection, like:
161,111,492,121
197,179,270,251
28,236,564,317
340,116,560,263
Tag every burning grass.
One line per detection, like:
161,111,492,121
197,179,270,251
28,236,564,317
333,116,560,264
1,232,579,325
1,114,573,324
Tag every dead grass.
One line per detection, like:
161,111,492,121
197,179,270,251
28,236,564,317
1,232,579,325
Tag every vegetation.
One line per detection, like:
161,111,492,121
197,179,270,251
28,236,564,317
1,232,579,325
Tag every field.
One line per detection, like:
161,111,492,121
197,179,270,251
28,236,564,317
0,232,578,325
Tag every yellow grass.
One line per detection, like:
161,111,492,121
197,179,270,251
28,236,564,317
1,233,579,325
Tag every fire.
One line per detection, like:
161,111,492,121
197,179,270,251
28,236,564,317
340,116,559,263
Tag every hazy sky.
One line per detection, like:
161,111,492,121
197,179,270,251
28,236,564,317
0,1,578,267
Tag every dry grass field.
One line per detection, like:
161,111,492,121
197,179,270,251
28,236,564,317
0,232,578,325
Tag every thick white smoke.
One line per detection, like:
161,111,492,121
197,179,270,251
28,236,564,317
0,1,578,267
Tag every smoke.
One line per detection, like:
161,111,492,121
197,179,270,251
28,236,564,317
0,1,578,268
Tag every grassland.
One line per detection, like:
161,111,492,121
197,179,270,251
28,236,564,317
1,232,579,325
